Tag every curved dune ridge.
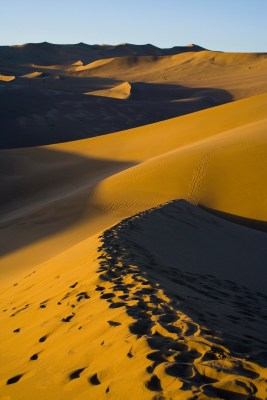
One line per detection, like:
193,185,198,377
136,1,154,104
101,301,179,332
0,53,267,399
20,71,46,79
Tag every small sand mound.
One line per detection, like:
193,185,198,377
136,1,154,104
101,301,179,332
20,71,46,79
74,57,114,72
72,60,84,66
85,81,132,99
0,74,15,82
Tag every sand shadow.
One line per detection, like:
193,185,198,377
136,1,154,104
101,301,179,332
0,80,232,148
129,81,232,104
96,199,267,375
0,146,135,258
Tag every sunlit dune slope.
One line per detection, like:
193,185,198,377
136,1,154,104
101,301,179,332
73,50,267,100
1,93,267,281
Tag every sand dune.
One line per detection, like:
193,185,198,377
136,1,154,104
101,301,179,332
1,42,267,399
1,92,267,278
73,50,267,100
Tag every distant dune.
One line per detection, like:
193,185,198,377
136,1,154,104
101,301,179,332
1,43,266,147
0,42,267,399
0,41,206,66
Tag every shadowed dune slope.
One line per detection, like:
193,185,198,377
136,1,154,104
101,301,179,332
0,81,232,148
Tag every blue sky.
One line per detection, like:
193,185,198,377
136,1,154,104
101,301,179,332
1,0,266,52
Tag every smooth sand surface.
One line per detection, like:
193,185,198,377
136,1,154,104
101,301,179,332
0,44,267,399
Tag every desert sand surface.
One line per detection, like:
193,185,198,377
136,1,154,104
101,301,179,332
0,43,267,399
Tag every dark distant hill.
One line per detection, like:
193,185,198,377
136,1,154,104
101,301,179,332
0,41,207,65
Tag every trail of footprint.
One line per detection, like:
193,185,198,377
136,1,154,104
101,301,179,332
187,153,209,205
95,201,267,399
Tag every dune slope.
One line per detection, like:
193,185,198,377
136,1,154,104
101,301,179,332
1,93,267,280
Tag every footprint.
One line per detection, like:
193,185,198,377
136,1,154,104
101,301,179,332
6,374,23,385
127,348,134,358
62,314,75,323
107,320,121,327
39,335,48,343
76,292,90,301
89,373,101,385
100,293,115,300
69,367,86,380
146,375,162,391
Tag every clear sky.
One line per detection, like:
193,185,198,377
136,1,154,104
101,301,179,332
1,0,267,52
